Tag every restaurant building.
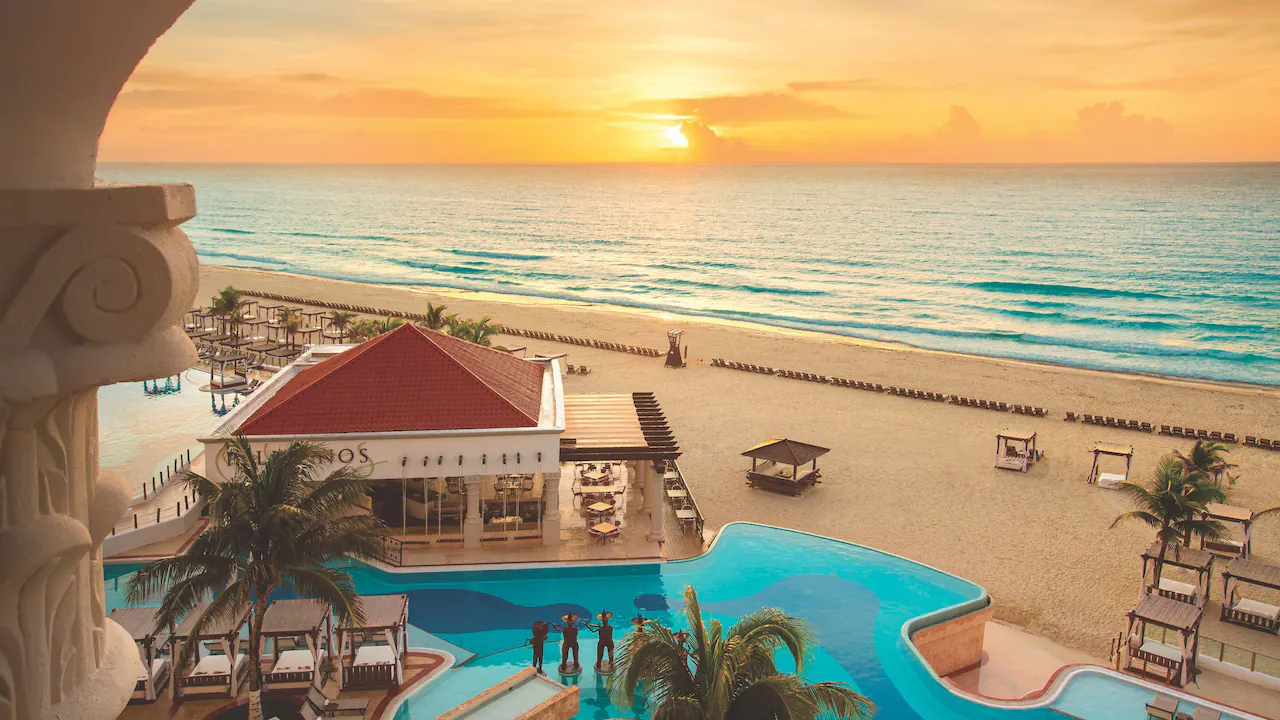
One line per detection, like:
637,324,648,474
200,324,680,560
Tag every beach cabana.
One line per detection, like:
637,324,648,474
338,594,408,689
741,438,828,496
1221,558,1280,634
1088,442,1133,489
994,429,1038,472
1141,543,1213,608
1200,503,1254,560
170,602,252,699
108,607,171,702
1121,594,1201,687
260,599,334,691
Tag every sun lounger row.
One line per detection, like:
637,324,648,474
885,386,948,401
776,369,830,382
1074,414,1153,432
499,327,664,356
832,378,886,392
564,364,592,375
1244,436,1279,450
1158,426,1239,442
711,359,775,374
952,397,1008,411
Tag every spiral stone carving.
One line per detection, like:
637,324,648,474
0,184,198,720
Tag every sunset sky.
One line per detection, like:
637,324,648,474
100,0,1280,164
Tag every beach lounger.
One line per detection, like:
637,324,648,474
1210,431,1222,440
1244,436,1257,446
1146,694,1178,720
1096,472,1126,490
1223,432,1237,443
183,653,247,693
265,649,326,688
1260,438,1272,449
1223,597,1280,633
1193,708,1221,720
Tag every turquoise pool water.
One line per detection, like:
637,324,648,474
103,524,1253,720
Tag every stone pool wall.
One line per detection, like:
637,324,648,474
911,605,994,676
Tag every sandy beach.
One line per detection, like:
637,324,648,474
199,265,1280,661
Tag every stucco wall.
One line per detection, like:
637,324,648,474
518,682,579,720
911,605,994,676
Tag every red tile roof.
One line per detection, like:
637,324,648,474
237,324,545,435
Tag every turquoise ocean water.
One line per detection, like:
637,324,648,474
101,163,1280,386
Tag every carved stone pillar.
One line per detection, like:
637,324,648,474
0,183,199,720
541,471,561,547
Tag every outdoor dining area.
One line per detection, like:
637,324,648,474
573,461,628,543
742,438,829,495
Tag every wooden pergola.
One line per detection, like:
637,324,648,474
994,429,1038,472
742,438,829,496
1088,442,1133,488
560,392,680,463
259,599,335,691
338,594,409,690
1221,558,1280,635
1141,542,1213,608
170,602,252,700
108,607,171,702
1200,503,1254,560
1122,594,1202,687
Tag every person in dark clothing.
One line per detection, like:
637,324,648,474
589,611,615,669
528,620,549,673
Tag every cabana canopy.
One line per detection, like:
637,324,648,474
110,607,169,646
1132,593,1203,631
170,602,252,700
742,438,829,495
261,598,330,638
1221,558,1280,634
338,594,409,689
1123,594,1202,687
260,599,333,691
1088,442,1133,488
109,607,172,702
172,602,252,641
1201,503,1254,559
1141,542,1213,607
994,429,1038,472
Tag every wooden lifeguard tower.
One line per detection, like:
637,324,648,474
665,329,686,368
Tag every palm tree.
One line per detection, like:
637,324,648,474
375,315,406,334
281,308,302,348
418,303,449,331
1172,439,1237,486
127,438,383,720
449,319,476,341
610,585,872,720
328,310,356,342
1111,456,1226,593
209,286,245,337
347,319,377,343
468,317,499,347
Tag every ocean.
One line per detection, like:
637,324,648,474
100,163,1280,386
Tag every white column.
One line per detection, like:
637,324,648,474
0,184,199,719
542,471,561,546
463,476,484,548
638,461,653,514
644,462,664,543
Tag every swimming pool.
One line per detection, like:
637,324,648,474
104,524,1258,720
99,369,239,496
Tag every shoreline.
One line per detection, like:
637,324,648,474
215,264,1280,398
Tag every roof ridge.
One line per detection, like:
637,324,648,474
414,325,541,425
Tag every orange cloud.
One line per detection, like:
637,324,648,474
677,120,752,162
625,92,845,124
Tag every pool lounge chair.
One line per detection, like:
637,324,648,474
182,653,248,695
264,649,327,689
1222,597,1280,633
347,645,398,687
306,686,370,718
1146,693,1178,720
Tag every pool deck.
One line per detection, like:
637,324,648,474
116,649,449,720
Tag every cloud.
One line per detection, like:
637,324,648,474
677,120,752,163
1035,71,1251,94
625,92,846,124
1071,101,1174,155
936,106,982,143
281,72,344,84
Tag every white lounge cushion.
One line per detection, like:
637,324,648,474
1139,638,1184,663
269,649,323,675
187,653,246,678
1097,472,1126,489
353,644,396,668
1234,598,1280,621
138,658,168,682
1159,578,1198,598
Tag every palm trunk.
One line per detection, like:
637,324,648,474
248,594,268,720
1151,536,1169,597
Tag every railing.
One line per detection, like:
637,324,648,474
112,486,202,536
1144,625,1280,679
669,459,707,537
371,534,405,567
136,448,194,502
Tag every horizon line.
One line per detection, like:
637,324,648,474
98,160,1280,167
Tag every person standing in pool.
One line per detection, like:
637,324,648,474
528,620,549,673
552,613,582,670
588,611,616,669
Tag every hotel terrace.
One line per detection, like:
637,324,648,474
200,323,689,565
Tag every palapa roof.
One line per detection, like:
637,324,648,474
1205,503,1254,524
172,602,252,640
1143,542,1214,571
741,438,830,466
108,607,168,645
1131,594,1203,631
260,599,330,637
340,594,407,632
1224,559,1280,590
237,324,545,435
1094,442,1133,457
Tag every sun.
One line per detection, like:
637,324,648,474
665,124,688,148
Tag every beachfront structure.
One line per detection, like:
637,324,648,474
742,438,829,495
338,594,410,689
1088,442,1133,489
259,599,335,691
1121,594,1202,687
994,429,1038,472
107,608,171,702
1221,559,1280,635
199,324,679,557
170,602,252,700
1200,503,1255,560
1141,543,1213,608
